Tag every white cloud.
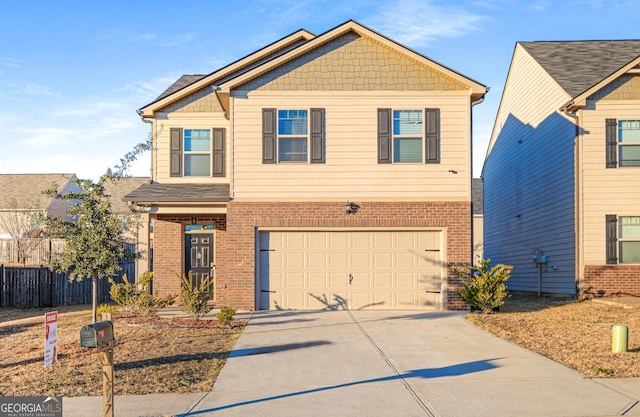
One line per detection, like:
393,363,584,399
365,0,485,47
17,127,81,147
3,82,61,100
158,33,196,47
0,58,24,68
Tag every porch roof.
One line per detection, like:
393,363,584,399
123,183,230,203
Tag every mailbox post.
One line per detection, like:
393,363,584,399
80,321,115,417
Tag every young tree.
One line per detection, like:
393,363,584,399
0,197,45,265
42,177,139,322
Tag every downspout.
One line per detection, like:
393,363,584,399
561,101,582,297
137,110,155,182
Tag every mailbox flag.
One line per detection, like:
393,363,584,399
44,311,58,368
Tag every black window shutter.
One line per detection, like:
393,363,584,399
213,128,225,177
425,108,440,164
262,108,277,164
170,128,183,177
606,214,618,264
606,118,617,168
310,108,326,164
378,108,392,163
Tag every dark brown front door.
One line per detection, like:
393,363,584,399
185,233,214,294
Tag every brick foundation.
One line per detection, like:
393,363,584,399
151,201,471,311
583,265,640,297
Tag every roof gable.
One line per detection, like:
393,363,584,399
219,20,486,99
520,40,640,98
139,29,315,116
103,177,150,214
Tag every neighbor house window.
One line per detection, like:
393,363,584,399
606,215,640,264
262,108,325,164
169,128,226,177
184,129,211,176
606,119,640,167
378,108,440,164
618,121,640,166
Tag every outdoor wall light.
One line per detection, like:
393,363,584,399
448,169,458,174
345,201,360,214
191,217,197,225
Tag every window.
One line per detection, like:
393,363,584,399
278,110,308,162
378,108,440,164
393,110,423,162
606,119,640,167
262,108,325,164
169,128,225,177
618,121,640,166
620,217,640,263
184,129,211,176
606,215,640,264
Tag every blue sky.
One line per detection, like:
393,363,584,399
1,0,639,179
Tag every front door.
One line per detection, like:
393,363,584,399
185,233,214,294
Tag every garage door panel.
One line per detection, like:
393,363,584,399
260,230,443,310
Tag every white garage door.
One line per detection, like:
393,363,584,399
258,230,443,310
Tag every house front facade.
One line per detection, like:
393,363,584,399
483,40,640,297
126,20,487,311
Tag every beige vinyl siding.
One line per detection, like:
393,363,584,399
153,113,230,183
232,92,472,200
581,100,640,264
484,45,576,294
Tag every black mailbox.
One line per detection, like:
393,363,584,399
80,321,114,348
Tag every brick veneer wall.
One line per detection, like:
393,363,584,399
153,214,226,299
222,201,471,311
583,265,640,296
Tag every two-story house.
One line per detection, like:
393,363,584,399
125,20,487,311
484,40,640,298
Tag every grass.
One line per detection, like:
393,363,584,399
467,294,640,378
0,305,246,397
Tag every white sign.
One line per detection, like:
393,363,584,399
44,311,58,368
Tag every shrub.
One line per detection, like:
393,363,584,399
97,304,118,317
216,306,236,326
109,274,137,311
454,259,512,314
171,270,213,320
109,271,175,314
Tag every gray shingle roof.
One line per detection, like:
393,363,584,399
153,75,207,102
0,174,75,209
103,177,151,213
123,183,230,203
520,40,640,98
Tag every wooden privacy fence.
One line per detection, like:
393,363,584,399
0,238,66,264
0,262,134,308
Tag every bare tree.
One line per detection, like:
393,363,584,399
0,197,44,265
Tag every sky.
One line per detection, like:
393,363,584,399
1,0,640,180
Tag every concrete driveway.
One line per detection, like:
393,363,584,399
180,310,639,417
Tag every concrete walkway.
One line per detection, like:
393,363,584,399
64,310,640,417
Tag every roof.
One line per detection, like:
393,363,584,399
0,174,76,210
103,177,151,213
142,20,488,116
154,75,206,103
520,40,640,98
472,178,483,215
123,183,230,203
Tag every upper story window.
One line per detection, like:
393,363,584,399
278,110,308,162
606,119,640,167
606,215,640,264
378,108,440,164
393,110,423,163
262,108,325,164
170,128,225,177
184,129,211,176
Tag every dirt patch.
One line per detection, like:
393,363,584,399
0,307,246,397
467,294,640,378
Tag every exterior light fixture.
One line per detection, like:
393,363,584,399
345,201,360,214
191,217,197,225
